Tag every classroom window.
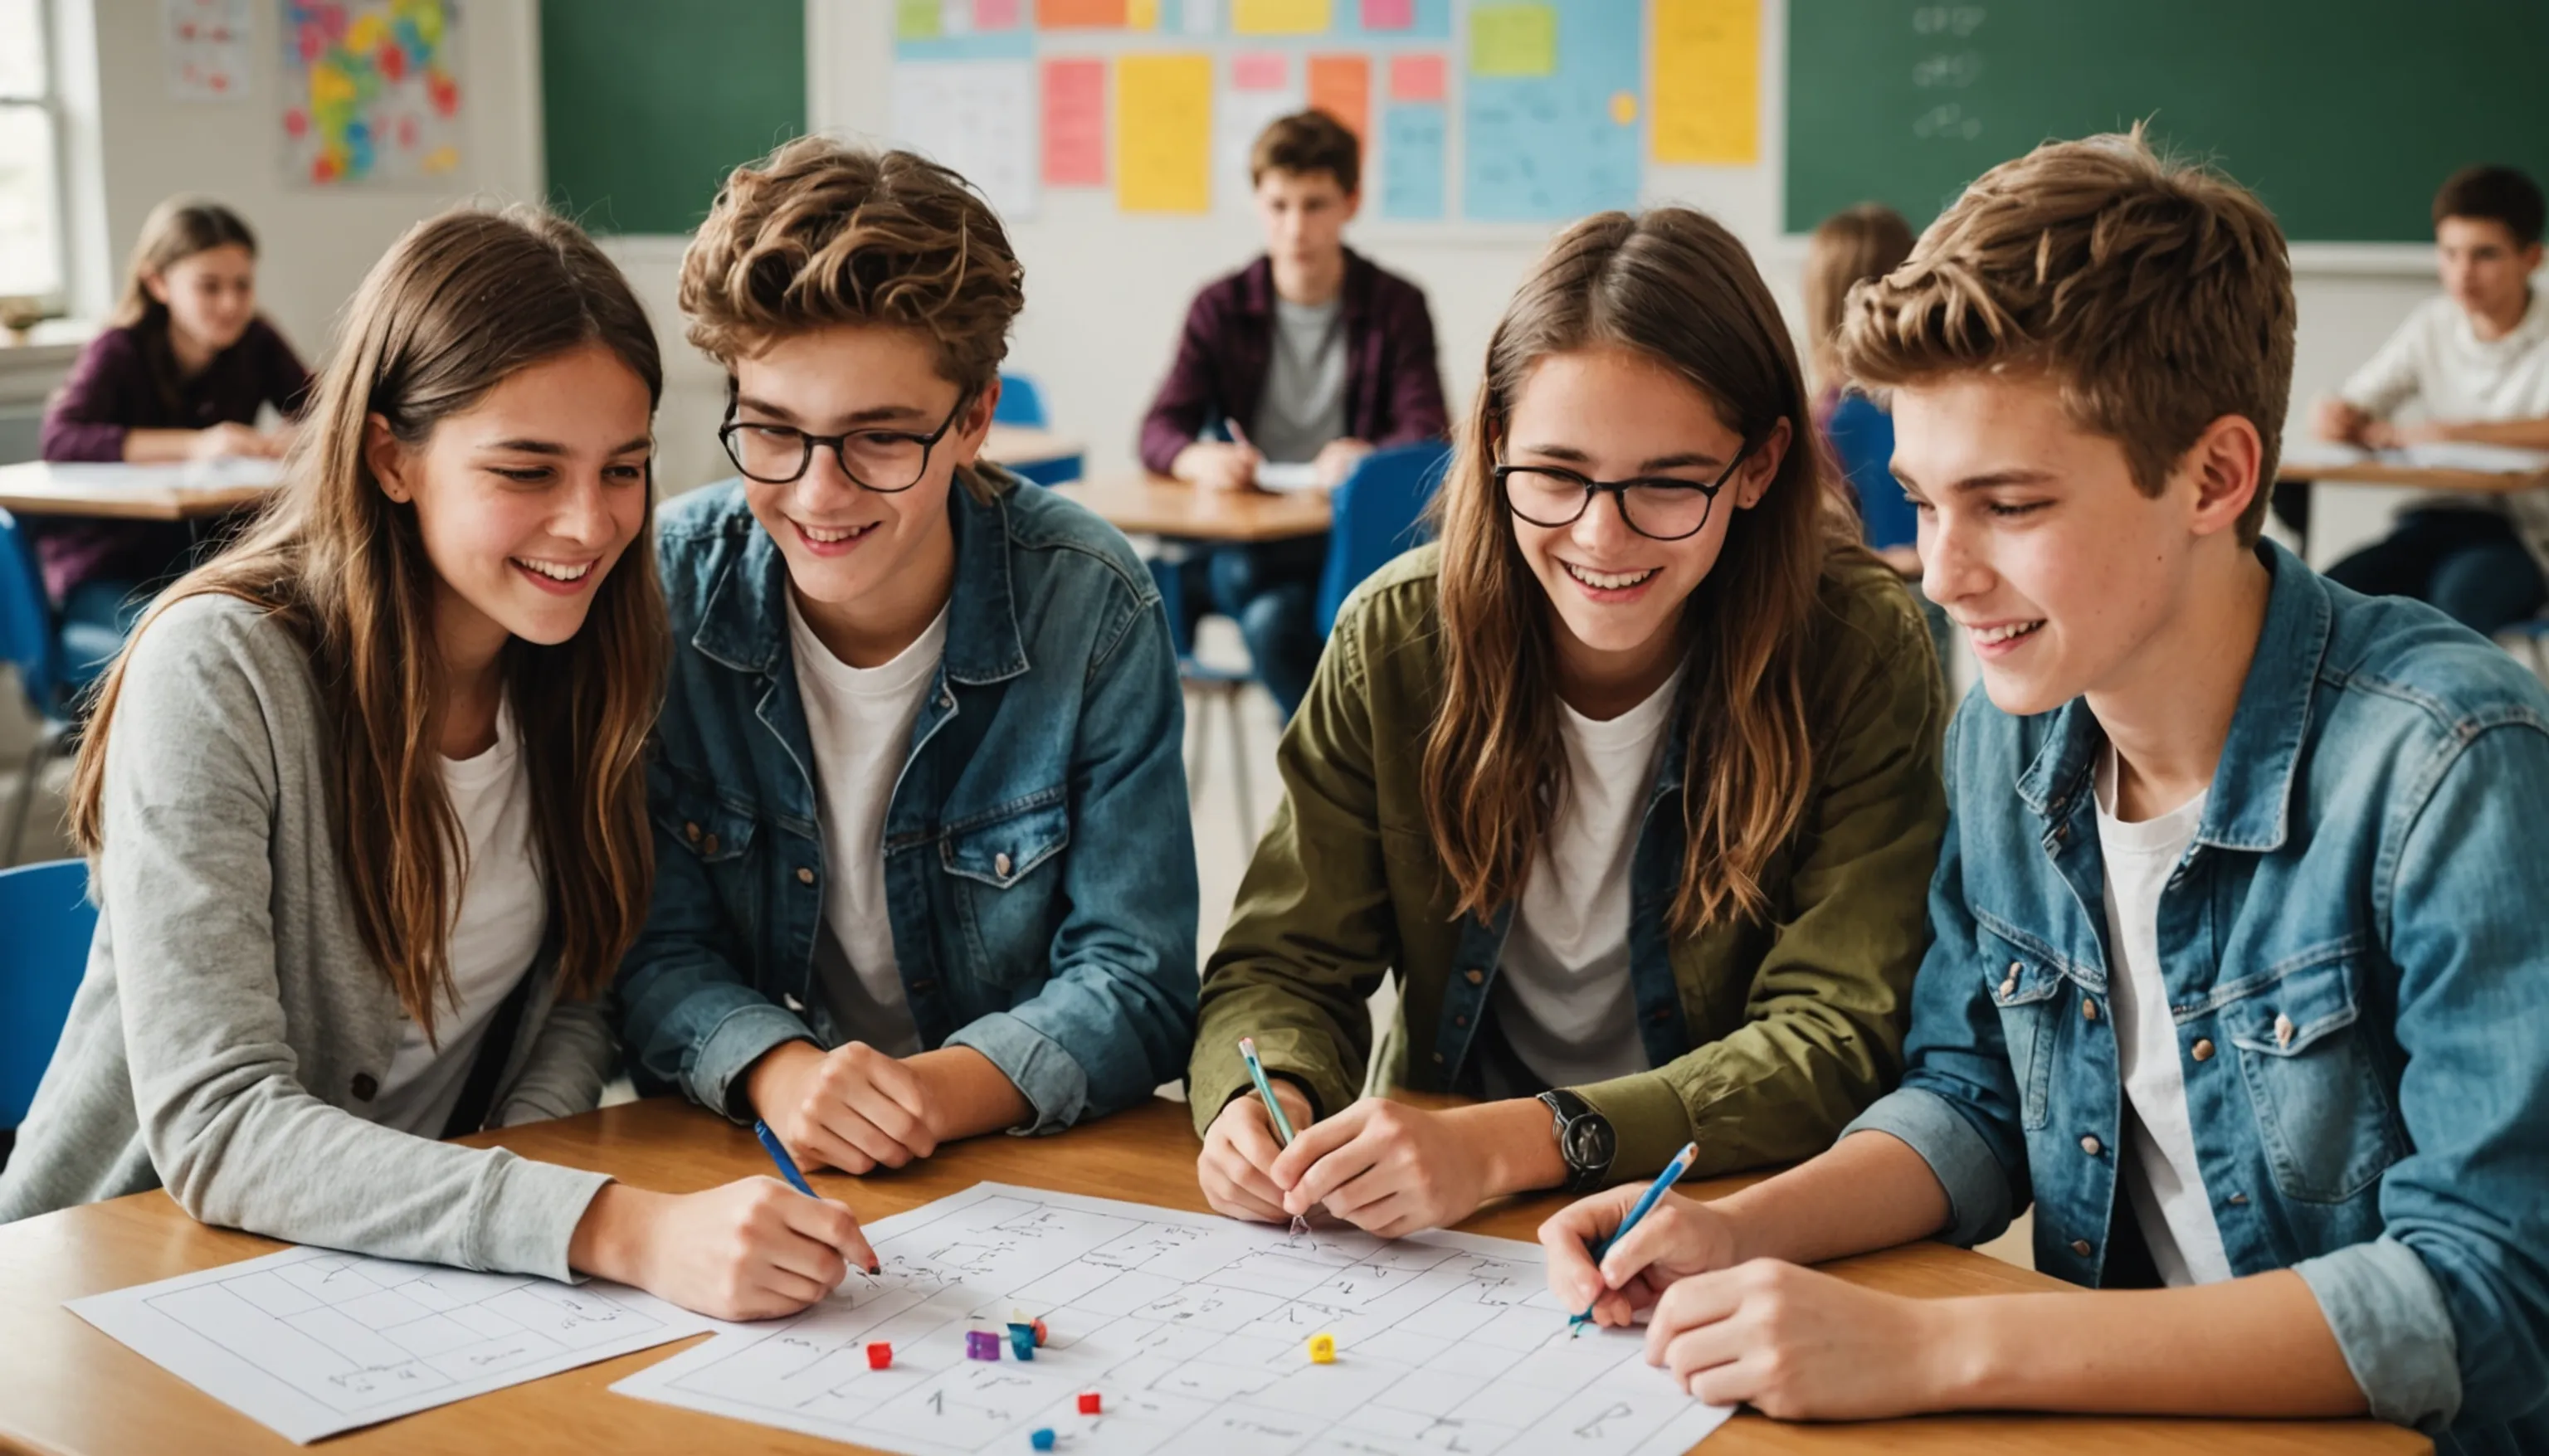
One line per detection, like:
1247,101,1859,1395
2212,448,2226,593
0,0,66,310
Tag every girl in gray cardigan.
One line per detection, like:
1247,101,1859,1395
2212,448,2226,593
0,207,874,1321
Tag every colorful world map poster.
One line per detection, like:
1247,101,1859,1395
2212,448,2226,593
280,0,463,186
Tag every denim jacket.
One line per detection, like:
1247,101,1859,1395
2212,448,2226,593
615,470,1200,1134
1846,542,2549,1454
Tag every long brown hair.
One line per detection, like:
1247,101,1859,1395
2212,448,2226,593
110,197,262,411
1421,208,1842,936
69,206,669,1038
1801,203,1914,392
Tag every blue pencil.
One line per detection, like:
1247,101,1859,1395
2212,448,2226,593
753,1119,819,1198
1236,1037,1296,1146
1568,1141,1700,1336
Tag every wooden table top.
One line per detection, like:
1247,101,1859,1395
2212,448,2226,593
1054,473,1333,543
981,424,1082,470
2277,457,2549,494
0,1095,2421,1456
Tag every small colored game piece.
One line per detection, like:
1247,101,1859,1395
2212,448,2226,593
1030,1429,1056,1451
1031,1317,1050,1346
1078,1391,1102,1415
1308,1332,1336,1364
865,1342,892,1370
966,1330,1001,1361
1008,1323,1037,1361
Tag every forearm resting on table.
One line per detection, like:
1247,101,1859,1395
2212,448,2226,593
2432,416,2549,450
1713,1130,1954,1266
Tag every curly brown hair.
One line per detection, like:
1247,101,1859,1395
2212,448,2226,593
680,136,1026,394
1837,126,2295,544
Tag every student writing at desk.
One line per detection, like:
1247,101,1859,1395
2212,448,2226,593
37,198,310,647
1138,110,1448,717
2313,165,2549,635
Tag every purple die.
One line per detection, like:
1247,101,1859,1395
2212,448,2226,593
967,1330,1002,1361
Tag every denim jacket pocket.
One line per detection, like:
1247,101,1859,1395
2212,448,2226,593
652,782,763,934
1976,915,2069,1131
940,792,1071,985
2220,952,2406,1205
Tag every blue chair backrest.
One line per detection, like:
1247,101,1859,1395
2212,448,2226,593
0,859,96,1129
1317,441,1452,638
995,373,1050,428
0,506,60,715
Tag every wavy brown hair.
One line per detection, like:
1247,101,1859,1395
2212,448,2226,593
68,206,669,1039
1421,208,1843,936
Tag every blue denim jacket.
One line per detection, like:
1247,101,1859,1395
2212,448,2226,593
1845,542,2549,1454
615,470,1200,1134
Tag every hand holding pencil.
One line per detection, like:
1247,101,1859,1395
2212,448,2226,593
1537,1153,1738,1332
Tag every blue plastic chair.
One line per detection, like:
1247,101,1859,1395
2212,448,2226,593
0,507,82,863
1315,441,1452,637
0,859,95,1137
994,373,1083,487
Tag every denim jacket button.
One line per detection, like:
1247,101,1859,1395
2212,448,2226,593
2080,1135,2102,1157
796,866,815,884
1465,968,1484,986
2081,997,2098,1021
1430,1051,1445,1064
685,821,702,844
2191,1037,2215,1062
2228,1192,2249,1206
2273,1013,2294,1046
1453,1014,1469,1028
2069,1238,2093,1257
995,852,1014,879
703,834,720,856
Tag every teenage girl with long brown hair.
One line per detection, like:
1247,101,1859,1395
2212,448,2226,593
1191,207,1948,1234
0,207,875,1320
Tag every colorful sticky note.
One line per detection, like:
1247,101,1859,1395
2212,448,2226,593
1232,51,1289,90
1116,53,1215,212
1307,54,1370,139
1043,57,1108,184
1359,0,1414,28
1469,3,1555,76
1231,0,1330,35
1387,51,1445,102
975,0,1023,25
1652,0,1759,163
1128,0,1161,26
897,0,943,38
1038,0,1128,25
1379,103,1445,219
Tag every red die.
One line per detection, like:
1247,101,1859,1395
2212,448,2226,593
865,1342,892,1370
1078,1391,1102,1415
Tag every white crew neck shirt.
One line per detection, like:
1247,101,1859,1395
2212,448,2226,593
2094,745,2234,1288
372,707,547,1137
2339,285,2549,554
787,593,948,1055
1491,666,1685,1090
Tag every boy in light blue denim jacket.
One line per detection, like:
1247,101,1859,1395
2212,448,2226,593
1538,131,2549,1454
617,138,1198,1177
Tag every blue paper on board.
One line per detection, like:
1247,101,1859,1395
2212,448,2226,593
1463,0,1640,222
1381,103,1447,220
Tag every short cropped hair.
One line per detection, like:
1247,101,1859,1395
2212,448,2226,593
2433,165,2545,249
1837,128,2295,545
1250,110,1361,196
679,137,1025,395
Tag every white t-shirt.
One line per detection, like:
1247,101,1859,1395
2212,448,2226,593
372,708,547,1137
1490,667,1685,1090
2340,285,2549,555
787,593,948,1056
2094,746,2234,1288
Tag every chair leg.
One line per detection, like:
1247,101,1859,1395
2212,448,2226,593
6,728,53,867
1225,684,1255,855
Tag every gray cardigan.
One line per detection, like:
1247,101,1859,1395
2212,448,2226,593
0,595,616,1279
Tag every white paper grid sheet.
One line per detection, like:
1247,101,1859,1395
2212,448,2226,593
68,1245,720,1444
613,1182,1734,1455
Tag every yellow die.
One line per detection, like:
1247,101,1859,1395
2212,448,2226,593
1307,1332,1336,1365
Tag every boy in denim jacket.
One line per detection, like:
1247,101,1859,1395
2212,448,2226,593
1539,129,2549,1454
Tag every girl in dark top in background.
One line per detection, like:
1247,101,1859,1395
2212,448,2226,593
37,197,312,649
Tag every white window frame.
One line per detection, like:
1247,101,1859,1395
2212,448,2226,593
0,0,71,317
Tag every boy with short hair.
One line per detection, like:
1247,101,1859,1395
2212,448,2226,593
2315,164,2549,635
617,139,1200,1175
1138,109,1448,716
1540,132,2549,1451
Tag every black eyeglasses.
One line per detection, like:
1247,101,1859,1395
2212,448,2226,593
1494,436,1759,542
718,394,972,491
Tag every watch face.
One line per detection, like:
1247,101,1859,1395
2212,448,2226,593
1563,1115,1616,1173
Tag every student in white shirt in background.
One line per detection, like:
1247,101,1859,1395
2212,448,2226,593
2315,165,2549,635
0,207,877,1324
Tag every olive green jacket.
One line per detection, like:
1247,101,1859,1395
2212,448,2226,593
1188,542,1948,1183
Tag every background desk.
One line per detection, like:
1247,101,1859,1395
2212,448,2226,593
2279,457,2549,495
1055,474,1333,543
0,1096,2424,1456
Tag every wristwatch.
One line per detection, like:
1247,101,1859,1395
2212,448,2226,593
1538,1089,1616,1194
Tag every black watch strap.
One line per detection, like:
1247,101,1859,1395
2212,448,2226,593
1538,1089,1616,1194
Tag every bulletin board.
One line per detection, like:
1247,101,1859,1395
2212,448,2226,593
887,0,1763,226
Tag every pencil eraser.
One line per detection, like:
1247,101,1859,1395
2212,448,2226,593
1308,1332,1335,1364
866,1341,892,1370
1078,1391,1102,1415
966,1330,1001,1361
1031,1428,1056,1451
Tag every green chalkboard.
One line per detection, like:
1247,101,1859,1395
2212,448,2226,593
1786,1,2549,241
540,0,807,236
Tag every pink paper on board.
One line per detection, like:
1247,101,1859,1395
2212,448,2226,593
1361,0,1415,28
975,0,1023,26
1232,51,1289,90
1387,52,1445,102
1042,57,1109,186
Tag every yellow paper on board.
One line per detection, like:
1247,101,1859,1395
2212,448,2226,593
1231,0,1330,35
1116,54,1214,212
1469,4,1555,77
1127,0,1160,27
1653,0,1759,163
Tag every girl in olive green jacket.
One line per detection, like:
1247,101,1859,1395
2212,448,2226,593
1191,207,1948,1236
